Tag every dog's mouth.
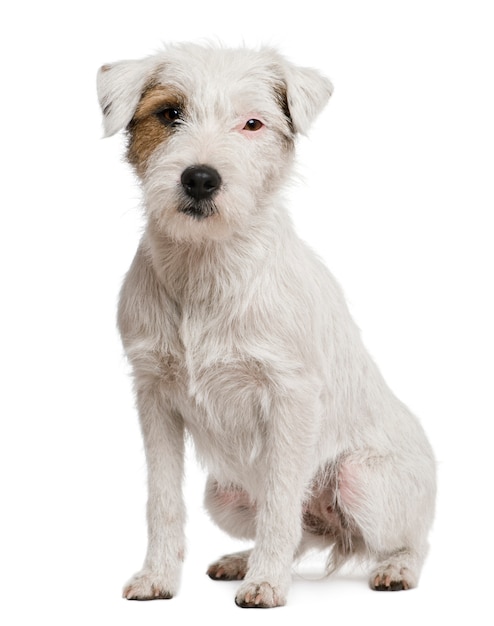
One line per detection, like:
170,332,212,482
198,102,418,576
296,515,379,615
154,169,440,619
178,200,218,220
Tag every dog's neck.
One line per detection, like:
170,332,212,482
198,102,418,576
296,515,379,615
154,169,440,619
144,207,293,307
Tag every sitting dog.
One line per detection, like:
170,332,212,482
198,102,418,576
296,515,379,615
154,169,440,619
97,43,436,608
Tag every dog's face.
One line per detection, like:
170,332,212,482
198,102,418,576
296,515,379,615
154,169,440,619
98,44,332,241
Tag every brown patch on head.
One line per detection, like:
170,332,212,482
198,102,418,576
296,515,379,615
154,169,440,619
126,85,186,177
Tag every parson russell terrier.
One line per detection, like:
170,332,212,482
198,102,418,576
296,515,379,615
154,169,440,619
97,43,436,608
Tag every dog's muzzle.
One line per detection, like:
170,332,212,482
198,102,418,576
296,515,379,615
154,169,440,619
179,165,221,219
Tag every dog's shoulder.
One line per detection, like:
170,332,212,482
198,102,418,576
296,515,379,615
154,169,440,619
117,238,177,345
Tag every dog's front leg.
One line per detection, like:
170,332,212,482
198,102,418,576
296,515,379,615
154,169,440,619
123,382,185,600
235,393,317,608
235,487,302,608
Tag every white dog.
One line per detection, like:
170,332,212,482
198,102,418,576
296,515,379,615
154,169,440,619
97,43,436,608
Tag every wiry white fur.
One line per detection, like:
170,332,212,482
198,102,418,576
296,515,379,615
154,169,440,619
97,43,436,608
97,57,158,137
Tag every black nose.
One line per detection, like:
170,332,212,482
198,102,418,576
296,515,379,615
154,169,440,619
181,165,222,200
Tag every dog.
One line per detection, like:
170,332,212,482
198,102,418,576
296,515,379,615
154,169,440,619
97,42,436,608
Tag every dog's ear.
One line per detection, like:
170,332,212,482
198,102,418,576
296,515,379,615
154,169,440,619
97,57,157,137
283,63,333,135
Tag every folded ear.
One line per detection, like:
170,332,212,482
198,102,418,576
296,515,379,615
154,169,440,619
283,63,333,135
96,57,158,137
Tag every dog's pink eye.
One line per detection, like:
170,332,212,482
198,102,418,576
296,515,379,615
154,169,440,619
243,119,264,132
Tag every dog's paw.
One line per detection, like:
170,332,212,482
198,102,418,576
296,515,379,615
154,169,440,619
207,550,250,581
235,581,286,608
123,570,175,601
370,564,415,591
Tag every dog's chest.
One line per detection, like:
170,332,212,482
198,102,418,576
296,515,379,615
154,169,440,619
159,308,272,476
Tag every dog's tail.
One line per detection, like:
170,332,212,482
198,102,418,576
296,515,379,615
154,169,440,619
325,534,367,577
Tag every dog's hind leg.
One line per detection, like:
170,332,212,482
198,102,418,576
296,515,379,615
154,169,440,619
204,477,256,581
207,550,252,581
335,451,435,591
370,548,425,591
204,476,257,540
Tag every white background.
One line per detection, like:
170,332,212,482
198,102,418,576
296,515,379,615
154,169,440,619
1,1,493,623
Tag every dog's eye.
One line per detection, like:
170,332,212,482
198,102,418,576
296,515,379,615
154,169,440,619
155,107,183,127
243,119,264,132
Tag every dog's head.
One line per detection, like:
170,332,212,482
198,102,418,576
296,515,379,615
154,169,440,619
97,43,332,242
